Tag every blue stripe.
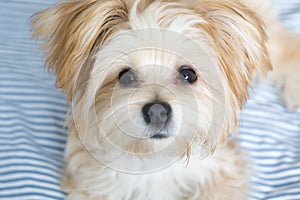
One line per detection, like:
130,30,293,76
0,121,67,131
240,147,300,154
0,107,67,115
0,170,61,180
268,192,300,200
0,124,67,136
0,192,64,200
0,184,63,194
252,162,300,168
253,174,300,182
240,122,300,133
0,155,62,168
0,130,66,141
0,163,61,174
252,180,300,189
0,145,65,157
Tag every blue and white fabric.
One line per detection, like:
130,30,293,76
0,1,299,199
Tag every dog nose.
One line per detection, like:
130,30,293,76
142,102,172,127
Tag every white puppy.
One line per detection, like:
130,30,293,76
32,0,300,199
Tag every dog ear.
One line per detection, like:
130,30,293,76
191,0,272,108
31,0,130,99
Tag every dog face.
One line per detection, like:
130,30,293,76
32,0,270,171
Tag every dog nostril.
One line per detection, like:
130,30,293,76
142,102,172,126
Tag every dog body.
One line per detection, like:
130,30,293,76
64,141,246,199
32,0,300,199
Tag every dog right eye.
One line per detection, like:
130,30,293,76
118,69,136,85
179,66,197,84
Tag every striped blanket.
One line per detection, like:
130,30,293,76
0,1,299,199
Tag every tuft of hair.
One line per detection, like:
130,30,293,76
191,0,272,109
31,0,131,99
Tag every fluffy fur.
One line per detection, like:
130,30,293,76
31,0,300,199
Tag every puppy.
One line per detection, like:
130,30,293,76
31,0,300,199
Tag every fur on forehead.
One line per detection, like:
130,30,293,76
32,0,270,108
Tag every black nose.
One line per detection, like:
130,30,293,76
142,102,172,127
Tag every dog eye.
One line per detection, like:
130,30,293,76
179,66,197,84
118,69,136,85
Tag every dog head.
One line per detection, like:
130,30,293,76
32,0,271,171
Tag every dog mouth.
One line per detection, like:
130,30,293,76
150,133,168,139
150,130,169,139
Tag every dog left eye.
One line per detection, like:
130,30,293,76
118,69,136,85
179,66,197,84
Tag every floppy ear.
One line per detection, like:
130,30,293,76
192,0,272,108
31,0,130,99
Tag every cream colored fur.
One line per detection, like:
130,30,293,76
31,0,300,199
